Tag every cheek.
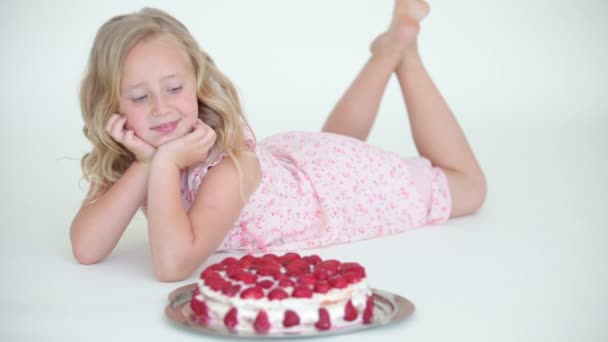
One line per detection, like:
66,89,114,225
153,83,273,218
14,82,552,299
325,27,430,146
123,108,147,132
181,95,199,122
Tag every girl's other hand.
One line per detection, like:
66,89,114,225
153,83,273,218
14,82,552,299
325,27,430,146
155,119,216,170
105,113,156,162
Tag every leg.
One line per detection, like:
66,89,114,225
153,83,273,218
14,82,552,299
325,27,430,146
321,56,395,141
322,1,419,141
396,43,487,217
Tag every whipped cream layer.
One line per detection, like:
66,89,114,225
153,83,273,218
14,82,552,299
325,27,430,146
195,276,370,332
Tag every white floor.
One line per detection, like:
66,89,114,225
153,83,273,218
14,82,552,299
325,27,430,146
1,1,607,341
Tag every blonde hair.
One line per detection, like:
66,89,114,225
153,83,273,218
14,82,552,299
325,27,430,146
80,7,252,202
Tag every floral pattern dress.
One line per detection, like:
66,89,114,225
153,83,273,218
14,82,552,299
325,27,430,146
180,123,451,253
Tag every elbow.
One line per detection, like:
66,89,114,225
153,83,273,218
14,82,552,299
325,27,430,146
153,247,212,282
469,170,488,214
70,227,105,265
71,244,104,265
155,267,190,282
153,259,193,282
448,168,488,217
474,171,488,211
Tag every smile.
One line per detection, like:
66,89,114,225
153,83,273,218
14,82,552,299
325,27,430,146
152,120,179,133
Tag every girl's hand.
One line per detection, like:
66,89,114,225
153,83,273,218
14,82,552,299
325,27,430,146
155,119,216,170
105,114,156,162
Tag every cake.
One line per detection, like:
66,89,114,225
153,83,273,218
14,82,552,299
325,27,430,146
189,252,374,333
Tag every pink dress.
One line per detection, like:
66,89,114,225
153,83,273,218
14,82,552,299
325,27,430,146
180,123,451,253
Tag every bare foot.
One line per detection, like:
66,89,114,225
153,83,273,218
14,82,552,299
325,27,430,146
370,0,430,60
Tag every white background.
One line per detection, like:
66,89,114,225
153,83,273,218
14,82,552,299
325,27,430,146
1,1,607,341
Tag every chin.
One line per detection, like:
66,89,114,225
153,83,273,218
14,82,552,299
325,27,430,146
155,136,177,147
158,131,188,147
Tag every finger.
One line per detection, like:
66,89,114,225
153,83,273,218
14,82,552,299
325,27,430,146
202,129,216,147
191,119,204,133
203,136,215,150
197,119,214,135
110,116,128,142
200,129,215,147
198,122,214,137
197,120,210,135
124,130,136,147
106,115,124,136
206,128,216,142
199,119,213,129
194,123,209,140
186,127,203,143
104,114,121,133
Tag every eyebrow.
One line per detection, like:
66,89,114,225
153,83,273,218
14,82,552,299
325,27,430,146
123,74,181,92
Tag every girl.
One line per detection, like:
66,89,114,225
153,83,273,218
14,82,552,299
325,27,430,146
71,0,487,282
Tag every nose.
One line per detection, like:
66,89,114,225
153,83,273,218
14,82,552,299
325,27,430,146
151,93,170,116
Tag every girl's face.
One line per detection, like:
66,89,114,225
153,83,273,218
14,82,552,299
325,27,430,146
118,35,199,147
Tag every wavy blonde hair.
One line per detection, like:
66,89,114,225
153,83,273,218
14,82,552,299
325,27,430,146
80,7,253,202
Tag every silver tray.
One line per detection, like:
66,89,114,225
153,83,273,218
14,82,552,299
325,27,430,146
165,283,415,339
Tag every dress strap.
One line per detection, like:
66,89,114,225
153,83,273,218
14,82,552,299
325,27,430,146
240,118,256,149
230,222,268,254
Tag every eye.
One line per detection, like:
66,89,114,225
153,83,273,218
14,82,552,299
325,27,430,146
169,86,183,93
132,94,148,103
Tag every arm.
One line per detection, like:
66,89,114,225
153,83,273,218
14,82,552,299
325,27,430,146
147,149,261,282
70,161,149,264
70,114,155,264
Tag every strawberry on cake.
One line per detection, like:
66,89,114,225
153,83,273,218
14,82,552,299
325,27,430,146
190,253,374,333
